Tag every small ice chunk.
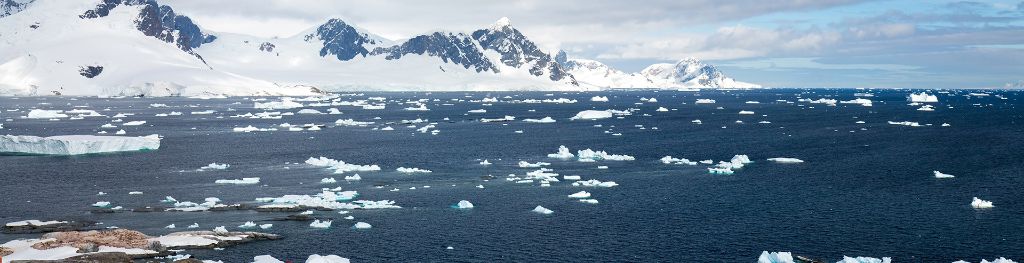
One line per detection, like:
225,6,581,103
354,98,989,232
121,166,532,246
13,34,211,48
187,223,199,229
971,197,994,209
259,224,273,229
396,167,432,173
836,256,892,263
238,221,257,229
523,117,556,123
213,226,228,233
695,99,716,104
199,163,229,171
767,158,804,164
739,111,755,115
590,96,609,102
122,121,146,126
532,205,554,214
758,251,795,263
518,161,550,168
321,177,338,184
344,174,361,181
353,222,372,229
909,92,938,103
933,171,954,179
215,177,260,185
454,200,474,209
579,199,599,204
656,107,669,112
547,145,575,159
306,254,351,263
310,220,332,228
165,224,176,229
568,191,591,199
92,201,111,207
479,159,492,165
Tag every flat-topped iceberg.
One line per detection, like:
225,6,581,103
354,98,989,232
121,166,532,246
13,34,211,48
837,256,892,263
972,197,994,209
570,110,613,120
0,134,160,155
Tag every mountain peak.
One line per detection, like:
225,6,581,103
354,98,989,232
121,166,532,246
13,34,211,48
490,17,512,30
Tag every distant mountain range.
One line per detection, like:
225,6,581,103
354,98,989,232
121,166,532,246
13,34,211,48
0,0,759,96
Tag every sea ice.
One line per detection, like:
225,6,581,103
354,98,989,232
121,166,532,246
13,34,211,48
836,256,892,263
532,205,554,214
309,220,332,228
971,197,994,209
568,191,591,199
122,121,146,126
695,99,716,104
570,110,613,120
661,156,698,165
214,177,260,185
523,117,556,123
479,159,492,165
577,149,635,162
934,171,954,179
454,200,474,209
656,107,669,112
25,109,68,119
481,116,516,123
353,222,372,229
306,254,352,263
767,158,804,164
548,145,575,159
321,177,338,184
0,134,160,155
909,92,939,103
739,110,755,115
573,179,618,187
238,221,257,229
305,157,381,173
758,251,795,263
591,96,609,102
334,119,375,126
518,161,551,168
397,167,432,173
344,174,361,181
255,98,303,110
198,163,229,171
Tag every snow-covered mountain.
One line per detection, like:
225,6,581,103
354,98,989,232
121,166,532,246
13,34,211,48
558,53,760,89
0,0,757,96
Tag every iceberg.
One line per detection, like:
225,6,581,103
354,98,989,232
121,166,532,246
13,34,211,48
518,161,551,168
841,98,873,107
577,149,635,162
198,163,230,171
305,157,381,173
0,134,160,155
767,158,804,164
758,251,795,263
548,145,575,159
238,221,257,229
254,98,303,110
453,200,474,209
321,177,338,184
934,171,954,179
344,174,362,181
353,222,372,229
738,110,755,115
570,110,613,120
972,197,994,209
909,92,938,103
532,205,554,214
591,96,609,102
661,156,697,165
656,107,669,112
122,121,146,126
695,99,716,104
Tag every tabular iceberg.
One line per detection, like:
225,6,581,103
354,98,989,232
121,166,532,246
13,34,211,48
0,134,160,155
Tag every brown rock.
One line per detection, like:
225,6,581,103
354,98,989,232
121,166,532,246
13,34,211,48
32,229,152,251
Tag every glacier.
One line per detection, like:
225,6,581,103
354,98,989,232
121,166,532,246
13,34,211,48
0,134,160,155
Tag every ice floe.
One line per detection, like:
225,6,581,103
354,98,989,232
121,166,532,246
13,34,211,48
758,251,794,263
695,99,716,104
532,206,554,214
841,98,873,107
573,179,618,187
568,191,591,199
25,109,68,119
523,117,556,123
335,119,377,127
971,197,994,209
934,171,954,179
199,163,230,171
309,220,332,229
0,134,160,155
570,110,613,120
453,200,474,209
909,92,939,103
518,161,551,168
397,167,432,173
481,116,516,123
836,256,892,263
255,98,303,110
305,157,381,173
767,158,804,164
590,96,609,102
661,156,698,165
576,148,635,162
547,145,575,159
214,177,260,185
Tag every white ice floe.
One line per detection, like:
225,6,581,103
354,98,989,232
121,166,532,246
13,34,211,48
573,179,618,188
568,191,591,199
481,116,516,123
4,220,68,227
523,117,556,123
887,121,922,127
238,221,257,229
233,125,276,132
122,121,146,126
518,161,551,168
305,254,352,263
306,157,381,173
909,92,939,103
767,158,804,164
404,104,430,111
353,222,372,229
25,109,68,119
971,197,994,209
695,99,716,104
214,177,260,185
656,107,669,112
198,163,230,171
309,220,332,229
836,256,892,263
321,177,338,184
467,109,487,114
577,148,635,162
0,134,160,155
115,129,127,135
563,175,581,180
255,98,304,110
918,105,935,112
213,226,228,234
297,109,323,114
841,98,873,107
570,110,613,120
548,145,575,159
934,171,955,179
479,159,492,165
532,205,554,214
344,174,362,181
397,167,432,173
591,96,609,102
454,200,474,209
758,251,795,263
661,156,698,165
739,110,755,115
334,119,375,126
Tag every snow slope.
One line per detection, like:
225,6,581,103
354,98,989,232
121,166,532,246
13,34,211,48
559,53,760,89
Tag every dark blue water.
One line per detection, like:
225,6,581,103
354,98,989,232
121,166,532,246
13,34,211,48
1,89,1022,262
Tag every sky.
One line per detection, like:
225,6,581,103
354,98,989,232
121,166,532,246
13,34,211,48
162,0,1024,89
